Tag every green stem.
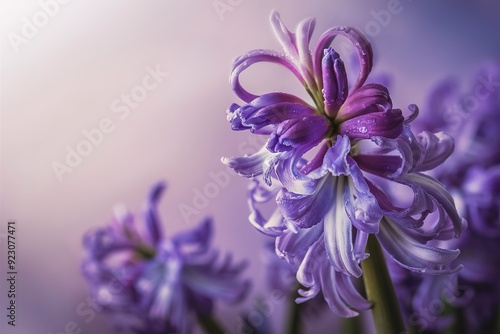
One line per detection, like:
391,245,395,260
198,314,226,334
342,315,364,334
361,234,406,334
285,289,302,334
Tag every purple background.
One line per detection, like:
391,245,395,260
1,0,499,333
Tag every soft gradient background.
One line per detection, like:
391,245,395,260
1,1,500,333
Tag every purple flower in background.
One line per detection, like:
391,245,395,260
418,63,500,186
82,182,250,334
392,63,500,333
223,11,465,317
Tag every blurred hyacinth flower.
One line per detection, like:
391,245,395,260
222,11,465,326
82,182,250,334
393,64,500,333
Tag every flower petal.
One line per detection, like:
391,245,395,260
404,172,465,237
322,48,349,118
221,146,276,178
270,10,299,61
296,238,323,302
172,218,212,256
320,263,360,317
337,271,371,311
336,84,392,122
295,16,317,87
145,182,166,244
277,175,333,229
227,92,315,132
324,176,362,277
275,148,322,195
377,217,462,274
353,154,403,178
267,115,329,153
309,135,351,179
344,158,382,234
270,11,317,90
276,223,323,262
414,131,454,172
231,49,304,103
313,26,373,92
247,179,286,236
338,109,404,140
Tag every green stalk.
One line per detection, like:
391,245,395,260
342,315,364,334
361,233,406,334
198,314,226,334
286,289,303,334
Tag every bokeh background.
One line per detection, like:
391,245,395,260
1,0,500,333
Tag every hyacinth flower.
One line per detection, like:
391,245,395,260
391,64,500,333
223,11,466,333
410,62,500,186
389,167,500,334
81,182,250,334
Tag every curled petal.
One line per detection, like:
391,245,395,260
366,178,433,229
336,270,371,311
320,260,369,317
277,176,333,229
338,109,404,140
368,127,416,177
226,103,245,131
270,11,317,90
404,173,465,237
309,135,351,179
275,148,322,195
247,179,286,236
228,93,315,132
276,223,323,262
296,238,324,302
344,158,382,234
221,146,276,178
313,26,373,92
336,84,392,122
231,49,304,102
377,217,462,274
267,115,329,153
414,131,454,172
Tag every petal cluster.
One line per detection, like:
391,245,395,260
224,11,464,317
82,182,249,334
392,63,500,333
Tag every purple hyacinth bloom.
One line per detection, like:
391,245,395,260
391,63,500,333
417,63,500,185
223,11,465,317
82,182,250,334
